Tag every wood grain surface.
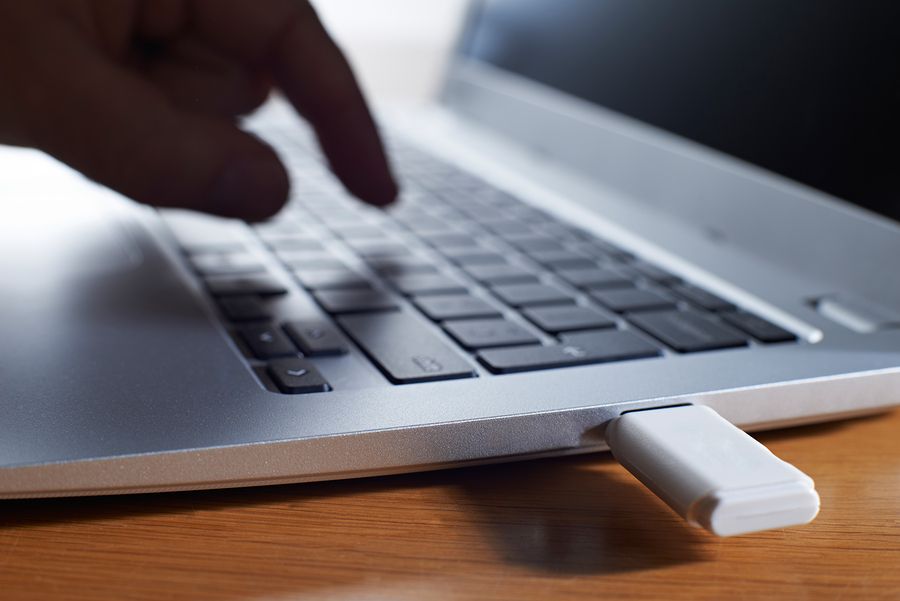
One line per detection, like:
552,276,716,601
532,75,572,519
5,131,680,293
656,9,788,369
2,411,898,601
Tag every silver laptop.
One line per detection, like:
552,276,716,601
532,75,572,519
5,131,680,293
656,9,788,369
3,0,899,500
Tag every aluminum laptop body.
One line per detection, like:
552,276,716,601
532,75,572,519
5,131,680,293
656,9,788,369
2,2,900,498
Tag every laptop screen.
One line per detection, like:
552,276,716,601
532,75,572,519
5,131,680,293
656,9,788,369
463,0,900,223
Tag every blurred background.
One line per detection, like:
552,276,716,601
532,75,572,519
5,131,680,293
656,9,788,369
310,0,470,105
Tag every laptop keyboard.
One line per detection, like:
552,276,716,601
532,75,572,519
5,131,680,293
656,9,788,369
161,130,798,394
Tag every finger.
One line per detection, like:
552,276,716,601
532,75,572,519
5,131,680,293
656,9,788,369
145,39,272,118
149,58,272,118
22,22,288,221
192,0,398,206
136,0,188,41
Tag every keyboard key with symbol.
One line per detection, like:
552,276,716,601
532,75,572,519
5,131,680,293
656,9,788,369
268,358,332,393
238,324,296,359
284,320,348,356
338,312,476,383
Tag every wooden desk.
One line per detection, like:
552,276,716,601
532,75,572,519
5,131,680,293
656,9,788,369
2,411,898,601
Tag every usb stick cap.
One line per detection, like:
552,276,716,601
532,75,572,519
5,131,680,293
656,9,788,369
605,405,820,537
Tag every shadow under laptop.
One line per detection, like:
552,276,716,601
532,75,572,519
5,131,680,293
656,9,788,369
449,452,709,575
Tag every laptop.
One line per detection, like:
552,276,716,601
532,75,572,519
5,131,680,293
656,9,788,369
2,0,899,501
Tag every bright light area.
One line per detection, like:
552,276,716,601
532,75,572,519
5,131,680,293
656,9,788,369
311,0,471,104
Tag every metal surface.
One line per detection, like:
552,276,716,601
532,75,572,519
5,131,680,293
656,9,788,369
2,53,900,497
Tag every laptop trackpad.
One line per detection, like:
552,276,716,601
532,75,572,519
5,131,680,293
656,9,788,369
0,148,141,281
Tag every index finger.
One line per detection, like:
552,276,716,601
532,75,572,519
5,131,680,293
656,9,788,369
192,0,398,206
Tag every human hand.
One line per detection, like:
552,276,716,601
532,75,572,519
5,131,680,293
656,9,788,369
0,0,397,220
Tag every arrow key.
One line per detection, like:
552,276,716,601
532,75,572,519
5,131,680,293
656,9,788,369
268,358,332,394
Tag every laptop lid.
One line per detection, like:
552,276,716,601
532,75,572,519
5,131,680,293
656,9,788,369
440,0,900,306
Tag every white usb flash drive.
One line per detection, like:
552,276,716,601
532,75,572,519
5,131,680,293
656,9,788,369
605,405,820,537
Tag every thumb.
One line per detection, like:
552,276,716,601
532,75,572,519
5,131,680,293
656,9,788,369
18,25,288,221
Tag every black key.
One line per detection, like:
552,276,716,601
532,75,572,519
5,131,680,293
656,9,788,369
526,249,595,270
556,266,634,289
293,268,371,290
206,274,287,297
479,330,661,373
218,296,270,322
314,289,398,314
590,287,676,313
238,324,296,359
268,357,332,394
672,284,736,311
628,310,748,352
443,318,540,350
523,305,616,334
388,273,468,296
284,320,348,355
367,256,438,276
414,294,501,321
631,260,681,284
190,252,264,276
463,263,539,285
491,282,575,307
338,312,476,383
722,311,797,343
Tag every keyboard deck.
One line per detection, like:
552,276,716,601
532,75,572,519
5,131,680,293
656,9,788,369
162,130,798,394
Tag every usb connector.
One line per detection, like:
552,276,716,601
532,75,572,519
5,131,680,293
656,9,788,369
605,405,820,537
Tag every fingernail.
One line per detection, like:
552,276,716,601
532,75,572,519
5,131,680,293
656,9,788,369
211,156,289,221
